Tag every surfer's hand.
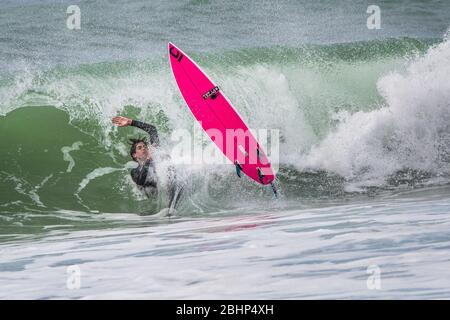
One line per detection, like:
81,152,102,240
112,116,132,127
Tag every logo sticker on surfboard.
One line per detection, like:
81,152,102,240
202,86,220,100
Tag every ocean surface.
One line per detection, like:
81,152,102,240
1,0,450,299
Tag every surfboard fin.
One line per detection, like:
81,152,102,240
257,167,265,184
258,167,278,197
235,161,243,178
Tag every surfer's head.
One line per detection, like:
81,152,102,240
129,137,148,162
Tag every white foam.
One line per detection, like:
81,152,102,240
61,141,83,173
76,167,123,194
3,189,450,299
301,34,450,182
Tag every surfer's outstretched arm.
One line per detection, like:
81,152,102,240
130,120,159,146
112,116,159,146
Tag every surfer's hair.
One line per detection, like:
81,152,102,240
128,137,147,161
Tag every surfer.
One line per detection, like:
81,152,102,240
112,116,183,212
112,116,159,190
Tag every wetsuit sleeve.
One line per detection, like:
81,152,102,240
130,120,159,146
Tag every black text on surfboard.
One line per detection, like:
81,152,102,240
169,47,184,62
202,86,220,100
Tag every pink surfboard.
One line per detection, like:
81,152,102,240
168,42,276,188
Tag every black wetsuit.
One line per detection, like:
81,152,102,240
129,119,183,210
130,120,159,189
